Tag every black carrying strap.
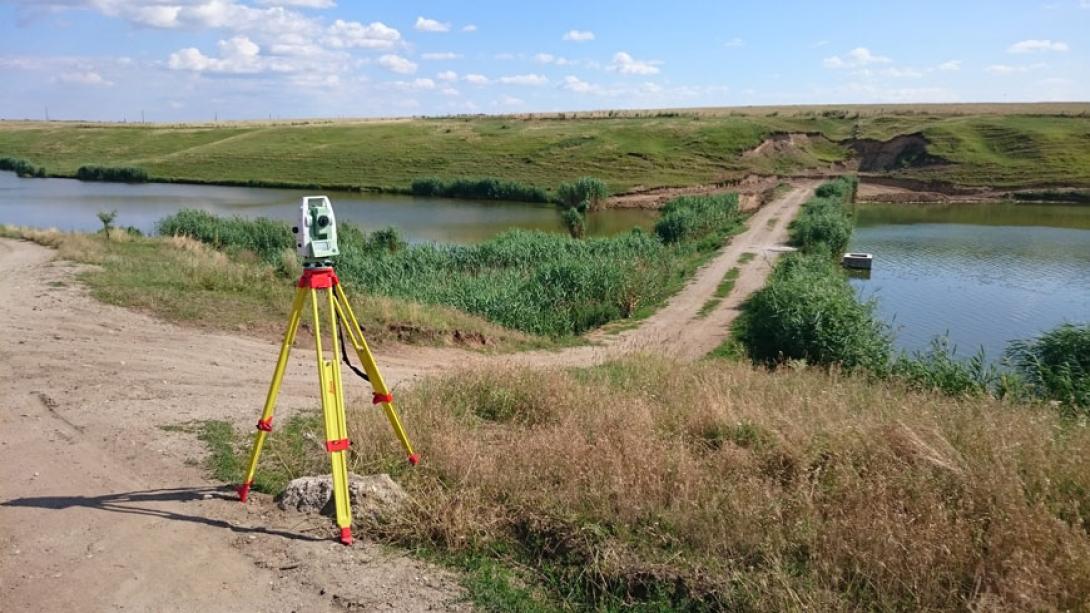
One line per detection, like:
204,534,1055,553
337,321,369,382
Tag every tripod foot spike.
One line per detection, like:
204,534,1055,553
237,482,253,503
408,453,420,466
340,527,353,545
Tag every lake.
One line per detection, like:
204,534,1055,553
0,171,657,243
849,201,1090,361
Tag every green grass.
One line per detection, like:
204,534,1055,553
194,355,1090,610
4,106,1085,192
0,225,542,349
697,266,740,317
159,192,745,337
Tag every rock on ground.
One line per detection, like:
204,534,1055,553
277,473,409,523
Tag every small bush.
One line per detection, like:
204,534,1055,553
655,193,740,244
410,177,549,203
0,156,45,178
556,176,609,211
890,337,999,396
560,207,585,239
156,209,294,265
739,253,890,370
1007,323,1090,410
75,165,149,183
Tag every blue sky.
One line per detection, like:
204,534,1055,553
1,1,1088,121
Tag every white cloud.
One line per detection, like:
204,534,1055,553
498,73,549,86
392,78,435,90
378,54,417,74
608,51,661,75
464,73,490,85
823,47,892,69
724,37,745,48
256,0,336,7
880,67,924,78
325,20,400,49
937,60,961,71
78,1,321,39
440,87,460,96
58,71,113,86
461,24,477,32
561,75,601,94
495,94,524,106
534,53,556,64
415,16,450,33
168,36,284,74
985,63,1046,74
562,29,595,42
1008,39,1069,53
436,70,458,81
421,52,461,60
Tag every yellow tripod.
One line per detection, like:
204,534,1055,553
237,266,418,545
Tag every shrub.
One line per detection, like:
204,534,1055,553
156,209,294,264
655,193,740,244
76,165,149,183
96,210,118,237
1007,323,1090,410
739,253,890,370
410,177,549,203
560,207,585,239
890,337,999,396
158,192,743,337
557,176,609,211
0,156,45,178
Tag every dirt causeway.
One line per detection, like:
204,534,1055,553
0,184,813,611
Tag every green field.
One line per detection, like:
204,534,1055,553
2,103,1088,193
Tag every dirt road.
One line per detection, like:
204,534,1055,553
0,183,812,611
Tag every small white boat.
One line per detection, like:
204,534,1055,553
842,252,873,270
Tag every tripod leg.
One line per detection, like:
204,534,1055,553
314,287,355,545
238,286,307,502
334,284,419,465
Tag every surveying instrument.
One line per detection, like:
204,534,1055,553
237,196,418,545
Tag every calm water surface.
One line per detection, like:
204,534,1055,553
0,172,656,243
849,201,1090,360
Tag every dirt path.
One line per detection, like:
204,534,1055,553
0,183,812,611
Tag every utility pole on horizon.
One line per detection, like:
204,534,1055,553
44,105,49,121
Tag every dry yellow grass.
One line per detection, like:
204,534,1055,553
340,357,1090,610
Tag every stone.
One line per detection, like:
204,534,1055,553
276,473,408,523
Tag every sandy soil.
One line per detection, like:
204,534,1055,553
0,183,813,611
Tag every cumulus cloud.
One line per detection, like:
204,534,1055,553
823,47,892,69
986,63,1046,75
168,36,282,74
436,70,458,81
325,20,400,49
440,87,460,96
415,16,450,32
58,70,113,86
498,73,549,86
463,73,489,85
724,37,745,48
495,94,524,106
392,78,435,90
421,52,460,60
256,0,336,7
461,24,477,32
378,54,417,74
937,60,961,71
1007,39,1069,53
562,29,595,42
608,51,661,75
561,75,601,94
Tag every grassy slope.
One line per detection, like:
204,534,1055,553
0,227,541,350
204,356,1090,611
6,105,1086,192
